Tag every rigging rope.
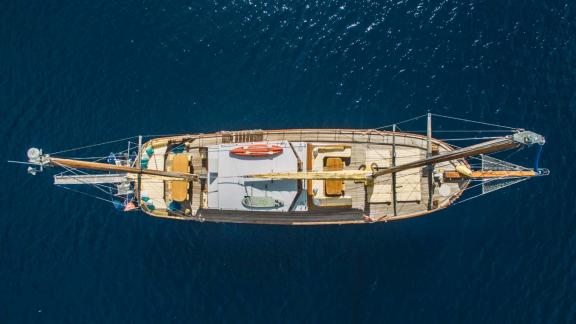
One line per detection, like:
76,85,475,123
48,136,137,155
467,154,531,171
55,146,133,176
57,156,110,160
398,130,516,133
53,161,118,196
431,113,519,130
56,185,115,204
374,114,428,130
438,136,502,141
534,144,543,172
140,133,192,138
451,177,531,206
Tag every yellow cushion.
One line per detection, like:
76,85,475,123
325,158,343,196
171,154,190,202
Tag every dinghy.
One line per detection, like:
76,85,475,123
230,144,283,157
241,196,284,209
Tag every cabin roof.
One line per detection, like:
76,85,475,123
206,141,308,212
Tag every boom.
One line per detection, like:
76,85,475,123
49,157,198,180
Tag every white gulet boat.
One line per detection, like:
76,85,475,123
11,114,548,225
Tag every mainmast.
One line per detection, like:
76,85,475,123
426,113,433,210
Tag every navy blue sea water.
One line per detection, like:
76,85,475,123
2,0,575,322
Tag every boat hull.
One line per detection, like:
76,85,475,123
137,128,469,225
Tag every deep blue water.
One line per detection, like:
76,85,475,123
2,0,575,322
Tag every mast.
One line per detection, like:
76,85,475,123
49,157,197,180
391,124,397,216
426,113,433,210
137,135,143,200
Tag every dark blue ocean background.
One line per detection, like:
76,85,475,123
2,0,575,322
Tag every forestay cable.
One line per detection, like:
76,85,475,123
49,136,137,155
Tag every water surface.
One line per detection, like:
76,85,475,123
1,0,575,322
